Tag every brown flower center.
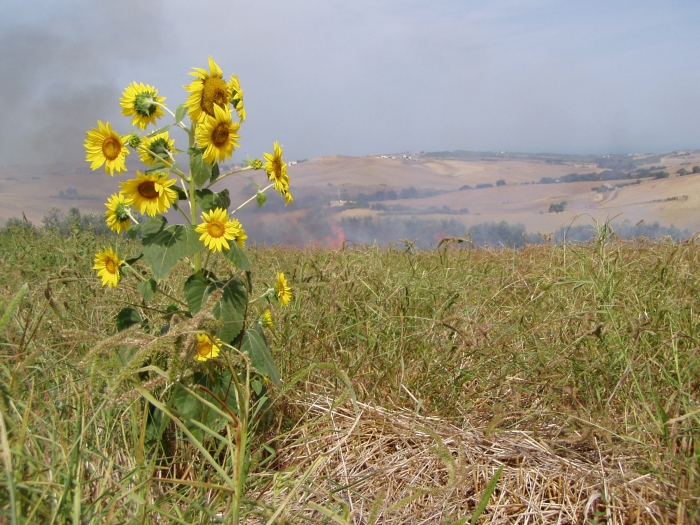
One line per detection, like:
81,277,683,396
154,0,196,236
102,137,121,161
207,220,225,238
138,181,159,199
272,158,282,178
105,258,117,274
201,76,229,116
212,123,230,148
198,339,213,357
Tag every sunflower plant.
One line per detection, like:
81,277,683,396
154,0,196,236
85,57,293,507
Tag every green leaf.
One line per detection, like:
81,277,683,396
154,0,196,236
142,224,203,282
125,252,143,265
145,162,168,173
126,223,142,240
210,163,220,183
223,242,250,271
241,324,281,387
189,148,212,188
196,188,231,213
183,273,211,314
174,104,188,124
256,192,267,208
141,215,167,240
137,279,157,302
173,186,188,201
116,307,142,331
146,124,172,138
184,273,247,343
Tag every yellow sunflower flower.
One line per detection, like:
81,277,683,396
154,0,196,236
93,248,123,288
276,271,292,307
120,82,166,130
84,121,129,176
263,142,291,202
230,218,247,248
228,74,246,122
261,309,273,328
138,131,175,167
194,333,222,362
120,171,178,217
104,194,131,234
195,207,242,252
195,104,240,164
184,56,230,122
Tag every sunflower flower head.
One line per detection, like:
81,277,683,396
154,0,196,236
194,333,222,362
230,218,247,248
85,121,129,176
276,271,292,307
93,248,123,288
228,75,246,122
120,82,166,130
264,142,291,204
195,104,240,164
195,207,242,252
184,56,230,122
139,131,175,167
126,132,141,149
261,310,273,328
104,194,131,234
120,171,178,217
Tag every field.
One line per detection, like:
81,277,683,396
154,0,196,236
3,150,700,241
1,225,699,523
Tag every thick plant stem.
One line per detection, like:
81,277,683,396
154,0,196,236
188,124,201,272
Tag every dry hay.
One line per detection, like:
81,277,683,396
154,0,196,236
264,394,680,524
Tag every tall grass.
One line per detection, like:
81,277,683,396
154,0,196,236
1,225,698,522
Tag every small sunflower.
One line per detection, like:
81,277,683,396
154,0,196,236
263,142,291,202
184,56,230,122
261,309,273,328
228,75,246,122
230,218,247,248
120,171,178,217
194,333,222,362
276,271,292,307
104,194,131,234
195,104,240,164
120,82,166,130
195,207,242,252
139,131,175,167
85,121,129,176
93,248,123,288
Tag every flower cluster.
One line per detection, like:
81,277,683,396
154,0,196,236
84,56,293,364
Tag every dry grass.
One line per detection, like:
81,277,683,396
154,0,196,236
269,393,675,524
1,226,699,523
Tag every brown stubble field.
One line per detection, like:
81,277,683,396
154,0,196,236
2,150,700,235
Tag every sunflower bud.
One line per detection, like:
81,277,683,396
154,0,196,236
126,132,141,148
251,159,263,170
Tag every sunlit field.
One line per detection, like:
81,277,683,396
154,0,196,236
1,225,698,523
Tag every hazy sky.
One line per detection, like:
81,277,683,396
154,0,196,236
2,0,700,166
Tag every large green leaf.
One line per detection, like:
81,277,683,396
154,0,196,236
210,163,220,184
223,242,250,271
137,279,157,302
241,324,281,387
189,148,212,189
174,103,188,125
195,188,231,213
183,273,247,343
141,215,167,239
116,307,142,331
143,224,203,282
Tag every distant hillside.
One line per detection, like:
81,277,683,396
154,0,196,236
2,150,700,241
